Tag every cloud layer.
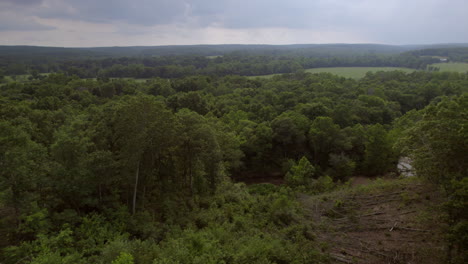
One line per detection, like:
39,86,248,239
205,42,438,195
0,0,467,46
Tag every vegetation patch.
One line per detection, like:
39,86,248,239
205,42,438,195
428,62,468,72
299,177,447,264
0,46,467,263
248,67,416,79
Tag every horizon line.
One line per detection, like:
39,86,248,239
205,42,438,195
1,42,468,49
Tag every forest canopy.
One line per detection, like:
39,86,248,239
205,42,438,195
0,44,467,263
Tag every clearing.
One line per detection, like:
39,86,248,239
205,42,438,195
299,177,446,264
428,62,468,73
247,67,416,79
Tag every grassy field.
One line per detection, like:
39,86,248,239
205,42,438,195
429,62,468,72
2,75,151,85
206,55,222,59
248,67,416,79
109,77,150,83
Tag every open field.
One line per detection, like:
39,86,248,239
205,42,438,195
248,67,416,79
109,77,150,83
429,62,468,72
2,75,150,85
206,55,222,59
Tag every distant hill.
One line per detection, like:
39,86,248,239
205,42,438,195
2,43,468,77
406,46,468,62
1,43,468,60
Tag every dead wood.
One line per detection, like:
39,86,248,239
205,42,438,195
330,253,353,263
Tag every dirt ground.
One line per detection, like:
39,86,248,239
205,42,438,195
298,178,447,264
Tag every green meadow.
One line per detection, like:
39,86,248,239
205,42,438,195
429,62,468,72
248,67,416,79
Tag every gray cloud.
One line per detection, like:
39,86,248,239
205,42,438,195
34,0,190,25
189,0,346,28
1,0,468,45
0,20,54,31
0,1,54,32
0,0,43,5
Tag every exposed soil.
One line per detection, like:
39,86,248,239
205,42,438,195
236,176,285,185
349,176,373,186
298,178,447,264
235,171,285,185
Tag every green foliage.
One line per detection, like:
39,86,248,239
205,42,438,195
399,95,467,184
398,94,468,263
429,63,468,72
112,252,135,264
362,124,396,175
271,111,309,158
254,67,416,79
328,153,356,181
309,175,335,194
444,178,468,263
285,156,316,187
309,116,349,168
0,120,47,216
1,54,466,263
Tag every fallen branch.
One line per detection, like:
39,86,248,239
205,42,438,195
361,211,385,217
353,191,406,199
383,239,420,243
330,253,353,264
363,198,401,206
395,226,430,232
397,210,417,215
358,241,391,259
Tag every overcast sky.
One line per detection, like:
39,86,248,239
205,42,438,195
0,0,467,47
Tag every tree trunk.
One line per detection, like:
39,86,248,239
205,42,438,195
132,161,140,215
98,184,102,203
189,158,193,196
142,186,146,208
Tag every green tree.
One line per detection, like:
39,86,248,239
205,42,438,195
285,156,316,187
398,95,467,184
112,252,134,264
146,78,174,97
398,95,467,263
112,95,177,214
50,115,96,209
328,153,355,181
308,116,349,168
0,120,46,224
0,69,5,83
176,109,226,195
271,111,310,159
362,124,395,176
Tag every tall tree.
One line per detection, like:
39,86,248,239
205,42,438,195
112,95,177,214
362,124,395,176
308,117,349,169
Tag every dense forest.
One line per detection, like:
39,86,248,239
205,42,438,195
408,47,468,62
4,44,468,78
0,45,467,263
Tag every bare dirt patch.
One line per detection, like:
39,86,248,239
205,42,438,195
299,178,447,263
235,172,285,185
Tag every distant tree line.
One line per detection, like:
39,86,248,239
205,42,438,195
408,47,468,62
1,53,438,78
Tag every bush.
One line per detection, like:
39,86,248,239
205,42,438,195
285,156,315,187
112,252,134,264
